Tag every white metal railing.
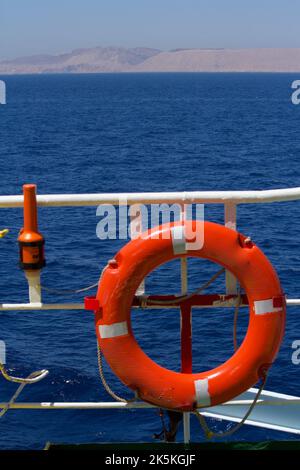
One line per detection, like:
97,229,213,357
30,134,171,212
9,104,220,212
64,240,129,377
1,187,300,443
1,187,300,310
0,298,299,311
1,187,300,207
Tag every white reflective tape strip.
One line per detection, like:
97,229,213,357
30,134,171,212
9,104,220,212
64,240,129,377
254,299,282,315
171,226,187,255
194,379,211,407
99,321,128,339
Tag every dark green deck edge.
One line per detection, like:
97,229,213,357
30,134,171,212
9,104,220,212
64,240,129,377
45,441,300,451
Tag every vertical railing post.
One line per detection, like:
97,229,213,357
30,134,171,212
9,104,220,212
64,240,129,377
224,203,237,295
129,204,145,295
181,300,192,444
180,203,191,444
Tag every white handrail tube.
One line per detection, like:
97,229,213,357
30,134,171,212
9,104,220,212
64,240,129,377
1,187,300,208
0,298,299,311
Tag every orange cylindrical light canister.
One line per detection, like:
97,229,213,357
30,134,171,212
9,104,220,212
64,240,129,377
18,184,46,270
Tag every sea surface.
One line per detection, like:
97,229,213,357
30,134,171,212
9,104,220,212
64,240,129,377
0,73,300,449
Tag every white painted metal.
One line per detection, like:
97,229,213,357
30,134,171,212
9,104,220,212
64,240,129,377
183,413,191,443
0,298,299,311
0,303,85,310
179,199,191,444
1,187,300,208
179,206,189,297
180,202,188,296
1,389,299,409
24,271,41,303
286,299,300,306
130,204,145,295
0,187,300,437
224,203,237,295
201,388,300,435
181,256,190,443
0,401,155,409
1,389,300,435
201,413,300,435
224,203,237,231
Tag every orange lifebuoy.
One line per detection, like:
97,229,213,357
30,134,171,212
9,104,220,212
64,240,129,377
95,221,285,411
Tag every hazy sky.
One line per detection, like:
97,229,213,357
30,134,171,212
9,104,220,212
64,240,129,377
1,0,299,60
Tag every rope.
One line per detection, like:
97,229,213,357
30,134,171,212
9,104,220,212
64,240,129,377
194,373,267,439
40,266,224,300
153,409,168,440
96,261,260,439
95,267,226,405
192,281,266,439
96,345,127,402
46,262,129,402
41,259,115,297
139,267,225,307
40,282,98,295
40,261,112,296
95,263,140,403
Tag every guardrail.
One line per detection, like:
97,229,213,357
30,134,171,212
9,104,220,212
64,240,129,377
1,187,300,207
1,187,300,443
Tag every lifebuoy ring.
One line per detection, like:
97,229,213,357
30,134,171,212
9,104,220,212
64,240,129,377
95,221,285,411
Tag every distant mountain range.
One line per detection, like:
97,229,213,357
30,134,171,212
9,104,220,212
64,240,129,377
1,47,300,74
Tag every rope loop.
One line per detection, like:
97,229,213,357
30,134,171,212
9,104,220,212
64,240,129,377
194,374,267,439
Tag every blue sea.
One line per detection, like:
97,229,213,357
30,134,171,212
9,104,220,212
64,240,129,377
0,72,300,449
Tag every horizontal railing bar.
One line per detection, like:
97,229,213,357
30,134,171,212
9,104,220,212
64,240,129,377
133,294,248,308
1,188,300,208
286,299,300,306
0,399,299,410
0,298,299,311
0,402,155,410
218,399,300,406
0,303,85,311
